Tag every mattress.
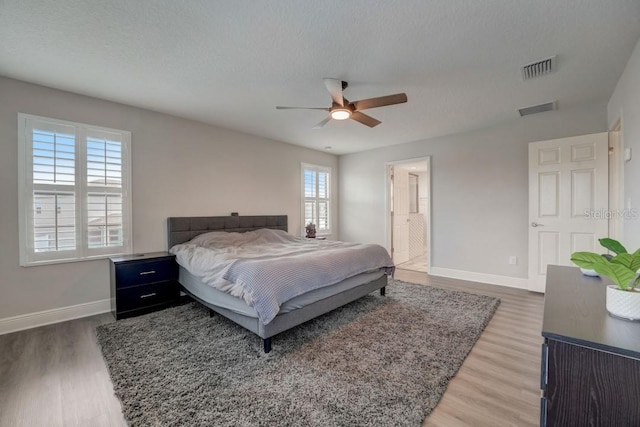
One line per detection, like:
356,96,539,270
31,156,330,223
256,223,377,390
179,266,385,318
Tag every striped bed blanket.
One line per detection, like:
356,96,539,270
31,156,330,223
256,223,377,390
170,228,395,324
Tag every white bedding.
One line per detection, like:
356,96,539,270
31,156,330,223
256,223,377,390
171,229,339,304
170,229,394,324
179,266,385,318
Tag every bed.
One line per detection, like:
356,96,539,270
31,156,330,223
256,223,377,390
167,215,394,353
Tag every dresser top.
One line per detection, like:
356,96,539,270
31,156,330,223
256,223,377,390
543,265,640,359
109,251,174,263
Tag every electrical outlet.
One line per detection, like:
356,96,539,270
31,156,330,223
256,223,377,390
509,256,517,265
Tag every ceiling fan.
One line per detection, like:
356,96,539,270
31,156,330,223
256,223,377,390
276,78,407,129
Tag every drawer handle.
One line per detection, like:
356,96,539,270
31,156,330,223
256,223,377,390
140,293,157,299
139,270,156,276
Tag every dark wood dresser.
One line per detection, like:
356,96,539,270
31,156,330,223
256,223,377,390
541,265,640,426
109,252,179,320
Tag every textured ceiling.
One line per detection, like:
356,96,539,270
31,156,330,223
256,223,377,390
1,1,639,154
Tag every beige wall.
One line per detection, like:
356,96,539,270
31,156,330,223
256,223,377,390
339,102,607,281
0,77,338,320
608,36,640,250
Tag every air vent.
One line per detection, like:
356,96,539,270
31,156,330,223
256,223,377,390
518,101,557,117
521,56,556,80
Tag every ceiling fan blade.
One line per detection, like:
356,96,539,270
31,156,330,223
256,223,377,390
323,78,345,107
276,106,329,110
350,111,381,128
352,93,407,111
312,116,332,129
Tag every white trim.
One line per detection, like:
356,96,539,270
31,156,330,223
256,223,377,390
18,114,29,266
608,116,625,242
429,267,530,290
0,299,111,336
18,113,133,266
14,252,128,267
301,162,332,236
385,156,432,270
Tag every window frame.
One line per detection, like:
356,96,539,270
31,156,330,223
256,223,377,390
301,163,332,236
18,113,133,266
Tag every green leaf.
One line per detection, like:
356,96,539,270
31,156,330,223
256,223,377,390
599,238,627,254
611,253,635,269
611,254,640,277
570,252,608,269
609,247,640,271
592,262,637,290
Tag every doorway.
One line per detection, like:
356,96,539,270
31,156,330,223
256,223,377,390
386,157,431,273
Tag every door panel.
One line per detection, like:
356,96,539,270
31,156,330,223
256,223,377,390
570,232,597,253
528,133,609,292
539,147,560,164
539,172,559,217
571,169,595,216
392,167,410,264
538,232,560,275
571,143,595,162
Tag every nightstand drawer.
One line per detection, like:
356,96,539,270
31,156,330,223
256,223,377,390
115,259,177,288
116,281,178,312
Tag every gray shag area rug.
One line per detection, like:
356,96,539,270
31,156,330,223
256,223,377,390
97,280,499,426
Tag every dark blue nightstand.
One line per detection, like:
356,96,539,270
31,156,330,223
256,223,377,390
109,252,179,320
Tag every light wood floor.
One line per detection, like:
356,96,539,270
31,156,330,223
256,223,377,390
400,269,545,427
0,270,544,427
396,254,429,272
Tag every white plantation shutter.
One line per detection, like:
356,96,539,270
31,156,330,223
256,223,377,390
33,192,76,252
30,121,78,255
19,114,132,265
302,163,331,235
317,170,329,231
86,130,125,250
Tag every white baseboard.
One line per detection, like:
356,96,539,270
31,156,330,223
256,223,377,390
0,268,528,336
429,267,529,290
0,299,111,336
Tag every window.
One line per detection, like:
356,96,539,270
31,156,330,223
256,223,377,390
409,173,419,213
302,163,331,235
18,114,132,266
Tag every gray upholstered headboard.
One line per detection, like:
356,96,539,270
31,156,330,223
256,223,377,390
167,215,288,249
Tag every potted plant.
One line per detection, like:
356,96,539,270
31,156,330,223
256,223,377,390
571,238,640,321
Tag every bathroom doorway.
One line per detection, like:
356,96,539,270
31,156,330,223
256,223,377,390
386,157,431,273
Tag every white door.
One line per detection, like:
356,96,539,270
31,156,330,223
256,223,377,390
392,166,410,264
608,125,623,242
528,133,609,292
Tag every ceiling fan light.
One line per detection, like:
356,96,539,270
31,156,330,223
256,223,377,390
331,109,351,120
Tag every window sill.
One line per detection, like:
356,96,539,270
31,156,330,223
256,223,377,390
20,251,131,267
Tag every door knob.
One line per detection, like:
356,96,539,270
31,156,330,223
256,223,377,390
531,222,544,227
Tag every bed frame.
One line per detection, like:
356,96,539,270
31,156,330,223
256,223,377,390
167,215,387,353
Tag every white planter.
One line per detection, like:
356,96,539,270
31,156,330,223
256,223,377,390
606,285,640,321
580,268,599,277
